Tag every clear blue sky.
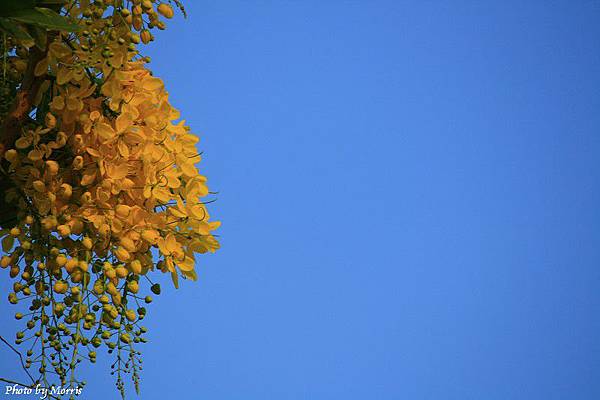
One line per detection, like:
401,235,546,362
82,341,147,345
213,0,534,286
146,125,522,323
2,1,600,399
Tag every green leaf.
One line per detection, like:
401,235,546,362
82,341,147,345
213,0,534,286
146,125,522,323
9,7,79,31
182,269,198,281
37,0,69,5
0,18,35,47
0,0,36,17
170,271,179,289
28,23,47,49
2,234,14,252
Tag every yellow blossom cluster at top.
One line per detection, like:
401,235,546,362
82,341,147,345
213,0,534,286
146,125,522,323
6,59,220,284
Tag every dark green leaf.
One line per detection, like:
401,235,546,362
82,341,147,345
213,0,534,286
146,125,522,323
2,234,14,252
37,0,68,4
0,0,36,17
27,23,47,49
170,271,179,289
0,18,35,47
9,7,79,31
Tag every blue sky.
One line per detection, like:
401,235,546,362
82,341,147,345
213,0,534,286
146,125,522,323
2,1,600,399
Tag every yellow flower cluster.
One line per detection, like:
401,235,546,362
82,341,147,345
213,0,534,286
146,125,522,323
6,57,220,287
0,0,218,396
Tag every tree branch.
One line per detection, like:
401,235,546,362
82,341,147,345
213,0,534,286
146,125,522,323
0,335,64,400
0,334,35,383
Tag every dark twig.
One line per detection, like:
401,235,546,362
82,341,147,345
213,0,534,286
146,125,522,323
0,335,65,400
0,334,35,383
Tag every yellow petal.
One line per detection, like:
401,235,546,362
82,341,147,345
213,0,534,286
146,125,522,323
15,136,32,149
50,95,65,111
118,141,130,158
95,122,116,142
49,42,72,59
177,256,195,272
116,112,132,133
34,57,48,77
143,76,163,91
154,187,172,203
56,67,74,85
81,170,96,186
28,149,44,161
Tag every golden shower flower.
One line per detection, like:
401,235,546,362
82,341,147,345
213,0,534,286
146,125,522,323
0,1,219,398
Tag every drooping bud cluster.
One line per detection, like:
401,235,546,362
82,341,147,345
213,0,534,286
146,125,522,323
0,1,219,398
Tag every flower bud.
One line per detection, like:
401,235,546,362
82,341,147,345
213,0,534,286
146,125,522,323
69,218,84,235
65,258,78,274
129,259,142,274
141,229,159,244
55,131,67,148
114,246,130,262
72,156,84,170
45,113,57,128
105,267,116,279
125,309,136,321
78,261,89,272
57,224,71,237
115,204,131,218
15,136,31,149
32,180,46,193
56,254,67,267
41,216,57,230
82,237,93,250
5,149,18,163
80,191,92,204
119,333,131,343
93,280,104,295
59,183,73,199
140,29,152,44
53,281,68,294
99,223,110,237
1,256,12,268
106,282,118,296
45,160,59,175
130,33,141,44
72,134,84,148
71,269,83,283
157,3,174,18
127,281,139,294
133,16,143,31
120,237,136,253
115,265,128,278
